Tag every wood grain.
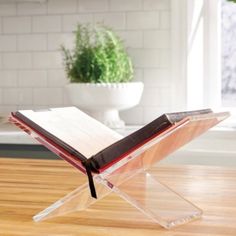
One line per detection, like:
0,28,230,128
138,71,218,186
0,157,236,236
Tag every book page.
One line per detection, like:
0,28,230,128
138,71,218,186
18,107,123,159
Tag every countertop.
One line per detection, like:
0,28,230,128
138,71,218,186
0,157,236,235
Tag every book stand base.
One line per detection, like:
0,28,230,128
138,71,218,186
33,163,202,229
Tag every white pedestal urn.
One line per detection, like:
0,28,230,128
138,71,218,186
66,82,144,128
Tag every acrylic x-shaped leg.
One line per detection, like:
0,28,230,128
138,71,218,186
33,168,202,229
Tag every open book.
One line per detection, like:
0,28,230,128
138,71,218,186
10,107,229,198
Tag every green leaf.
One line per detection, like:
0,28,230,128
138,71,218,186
61,23,133,83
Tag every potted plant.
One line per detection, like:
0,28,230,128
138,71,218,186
61,23,143,128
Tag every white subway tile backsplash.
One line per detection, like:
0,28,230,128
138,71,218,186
143,0,170,11
110,0,142,11
48,0,77,14
3,88,33,106
128,48,160,68
0,71,18,87
0,55,2,69
78,0,109,12
33,88,63,105
17,2,47,16
63,90,70,106
140,87,171,107
143,30,170,49
3,88,19,105
17,34,47,51
62,14,93,32
120,106,144,125
143,106,170,124
160,11,170,29
18,70,47,87
133,68,143,82
94,13,126,29
143,69,170,86
0,89,2,105
32,52,62,69
18,88,33,105
143,107,162,124
2,53,32,69
0,0,172,125
126,12,159,29
32,15,61,33
0,35,17,52
17,104,34,110
0,3,16,16
159,49,170,68
47,69,67,87
3,16,31,34
48,33,74,51
118,31,143,48
0,105,17,113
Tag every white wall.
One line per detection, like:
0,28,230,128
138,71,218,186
0,0,172,125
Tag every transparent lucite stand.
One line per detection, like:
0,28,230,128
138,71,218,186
10,112,229,229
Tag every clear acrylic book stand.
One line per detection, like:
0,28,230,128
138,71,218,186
10,112,229,229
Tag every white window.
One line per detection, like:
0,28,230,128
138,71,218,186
172,0,236,126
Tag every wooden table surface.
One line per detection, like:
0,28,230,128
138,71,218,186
0,157,236,236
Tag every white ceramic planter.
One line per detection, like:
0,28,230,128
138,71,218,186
66,82,144,128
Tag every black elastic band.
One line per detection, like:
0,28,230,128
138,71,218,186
83,160,97,199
